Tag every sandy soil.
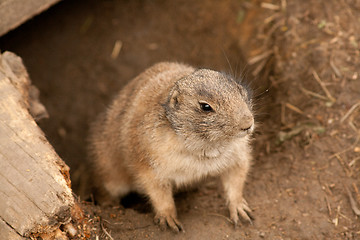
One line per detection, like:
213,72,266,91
1,0,359,239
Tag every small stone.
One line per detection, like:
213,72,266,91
64,223,77,238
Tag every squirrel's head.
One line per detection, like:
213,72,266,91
164,69,254,145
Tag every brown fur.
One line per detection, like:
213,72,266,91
88,62,255,232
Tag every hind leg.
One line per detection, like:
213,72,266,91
94,177,132,206
93,160,133,206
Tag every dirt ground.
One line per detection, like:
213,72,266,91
1,0,360,239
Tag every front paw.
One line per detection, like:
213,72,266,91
154,213,184,233
228,198,253,226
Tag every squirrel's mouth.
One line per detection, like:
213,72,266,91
244,124,255,133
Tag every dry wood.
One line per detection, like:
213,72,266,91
340,101,360,123
345,185,360,216
0,51,74,238
0,0,60,36
100,220,114,240
0,217,23,240
311,69,336,103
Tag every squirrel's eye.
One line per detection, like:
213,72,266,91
199,102,213,112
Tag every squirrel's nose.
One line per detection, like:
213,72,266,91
236,104,254,133
240,115,254,132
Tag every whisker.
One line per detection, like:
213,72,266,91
221,48,234,77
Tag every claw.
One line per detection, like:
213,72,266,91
232,218,239,229
238,207,252,224
228,198,254,227
242,199,252,213
154,214,184,233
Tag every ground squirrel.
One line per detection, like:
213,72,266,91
88,62,255,232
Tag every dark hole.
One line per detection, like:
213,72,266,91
120,192,152,214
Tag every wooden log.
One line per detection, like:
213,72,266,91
0,218,23,240
0,51,74,238
0,0,60,36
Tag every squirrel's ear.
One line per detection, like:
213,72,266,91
169,88,179,109
163,85,181,111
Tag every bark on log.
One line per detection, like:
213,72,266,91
0,51,74,239
0,0,60,36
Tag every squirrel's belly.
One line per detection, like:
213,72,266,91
153,151,239,187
